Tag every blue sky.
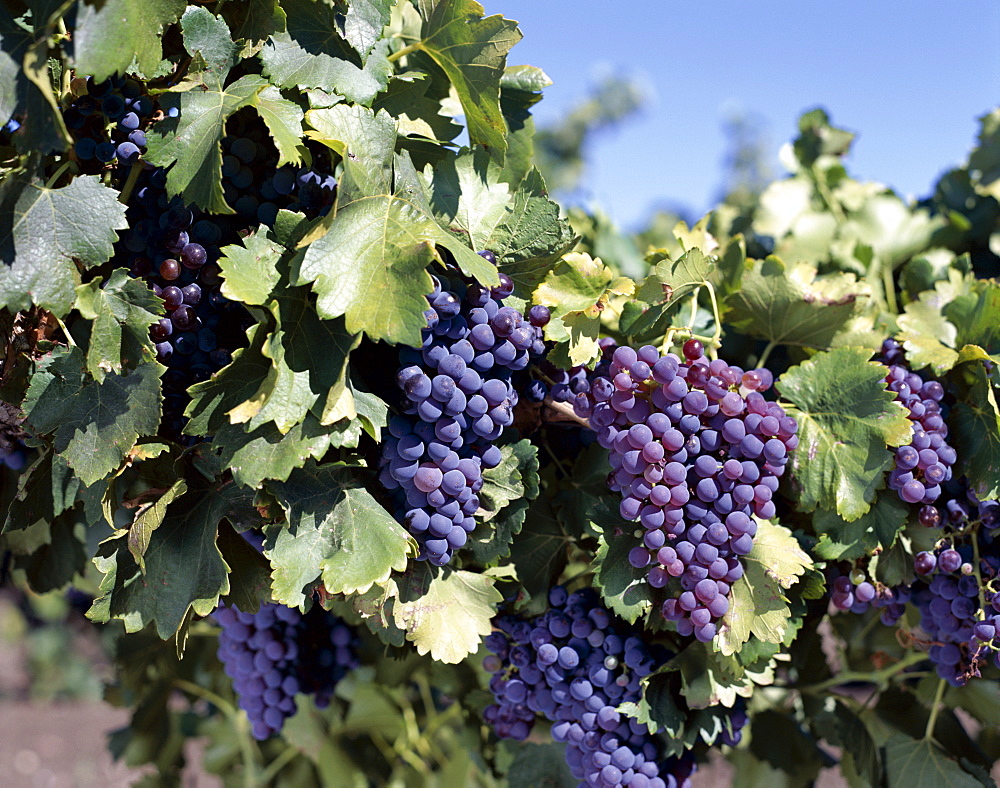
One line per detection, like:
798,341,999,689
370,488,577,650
492,1,1000,230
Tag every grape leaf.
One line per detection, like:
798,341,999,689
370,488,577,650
260,0,391,105
184,324,273,436
501,64,552,93
427,148,511,253
218,228,284,305
534,252,635,367
485,169,577,298
621,248,714,338
951,364,1000,502
127,478,187,573
89,483,257,639
242,290,357,433
412,0,520,164
182,4,238,75
717,521,812,656
777,347,912,520
884,734,983,788
293,194,438,345
74,268,162,382
0,175,129,316
950,280,1000,360
210,413,335,489
726,257,870,351
216,521,272,614
478,439,538,514
345,580,407,647
813,494,909,561
71,0,186,80
146,74,305,213
469,440,538,563
618,671,685,736
21,347,162,486
340,0,393,61
898,294,961,374
593,517,653,625
505,744,576,788
305,103,397,204
2,450,80,534
968,108,1000,199
0,8,68,155
264,462,415,607
393,564,502,663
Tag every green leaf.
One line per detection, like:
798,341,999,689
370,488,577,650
898,294,961,374
951,364,1000,502
74,268,162,382
725,257,870,351
21,348,161,486
485,169,576,297
717,521,812,656
505,743,576,788
254,86,305,167
622,248,714,338
968,108,1000,199
593,516,653,624
619,671,686,736
210,413,334,489
293,194,438,345
127,479,188,573
469,440,538,563
413,0,520,163
427,148,511,252
246,291,357,432
216,521,272,613
2,450,80,534
501,64,552,93
184,324,272,436
218,228,284,305
182,5,238,75
71,0,185,80
305,103,397,203
534,252,635,367
340,0,393,61
478,439,538,514
393,564,502,663
0,175,129,315
950,281,1000,360
264,462,414,607
884,734,983,788
813,493,909,561
777,347,912,519
260,0,391,104
89,484,256,639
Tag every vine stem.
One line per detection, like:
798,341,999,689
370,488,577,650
703,279,723,356
794,649,926,695
173,678,260,787
756,340,778,370
44,161,72,189
923,677,947,742
544,397,591,430
258,744,300,784
387,41,421,63
881,258,899,315
812,164,846,224
118,161,143,204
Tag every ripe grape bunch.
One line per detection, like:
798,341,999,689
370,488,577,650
214,602,359,740
378,259,547,566
878,339,956,510
482,586,745,788
908,492,1000,685
578,339,798,642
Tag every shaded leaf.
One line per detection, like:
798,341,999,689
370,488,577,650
74,268,161,382
813,494,909,561
884,734,982,788
71,0,186,80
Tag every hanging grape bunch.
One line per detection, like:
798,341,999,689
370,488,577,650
878,339,956,510
577,339,798,642
378,257,548,565
215,602,360,741
482,586,745,788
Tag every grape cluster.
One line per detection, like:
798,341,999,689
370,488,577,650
907,492,1000,684
878,339,955,508
64,74,166,168
577,340,797,642
215,602,359,740
482,586,745,788
829,570,910,625
378,263,546,565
